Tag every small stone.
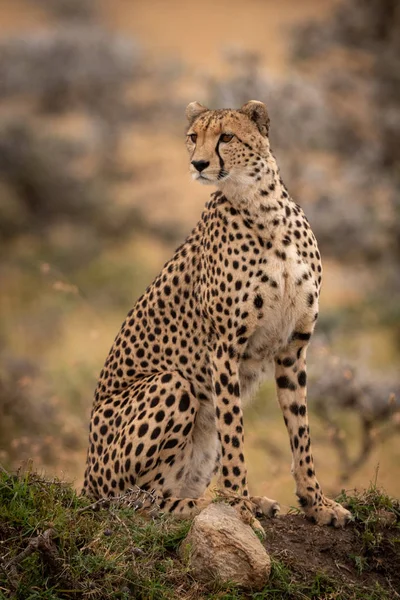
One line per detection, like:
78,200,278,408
179,503,271,590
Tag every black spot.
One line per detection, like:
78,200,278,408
183,422,193,436
166,394,175,407
155,410,165,422
151,426,161,440
138,424,149,438
223,412,233,425
254,294,263,309
220,373,229,387
135,443,144,456
298,370,307,387
276,376,297,391
146,445,157,457
282,357,295,367
289,403,299,415
164,438,178,449
179,393,191,412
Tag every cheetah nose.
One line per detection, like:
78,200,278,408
191,160,210,173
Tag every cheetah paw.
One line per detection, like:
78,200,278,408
251,496,280,519
229,499,266,537
303,496,352,528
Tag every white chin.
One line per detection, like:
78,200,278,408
192,174,215,186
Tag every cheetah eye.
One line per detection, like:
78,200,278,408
188,133,197,143
220,133,234,143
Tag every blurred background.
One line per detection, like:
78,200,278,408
0,0,399,508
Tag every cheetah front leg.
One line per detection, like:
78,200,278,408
211,345,279,520
275,330,352,527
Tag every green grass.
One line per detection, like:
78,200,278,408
337,485,400,577
254,558,392,600
0,469,399,599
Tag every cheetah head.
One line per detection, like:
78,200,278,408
185,101,270,189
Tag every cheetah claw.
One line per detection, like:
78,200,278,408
303,496,352,527
251,496,280,519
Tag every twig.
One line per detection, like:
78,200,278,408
0,556,18,593
78,486,160,515
3,529,81,595
77,497,111,514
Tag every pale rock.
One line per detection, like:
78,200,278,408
179,503,271,590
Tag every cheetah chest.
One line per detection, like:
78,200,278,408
239,251,315,399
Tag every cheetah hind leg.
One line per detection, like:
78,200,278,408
132,491,270,537
214,488,280,520
212,490,280,536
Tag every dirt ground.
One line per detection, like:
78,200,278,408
261,511,400,595
0,0,399,508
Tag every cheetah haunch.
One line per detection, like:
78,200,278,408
83,100,352,528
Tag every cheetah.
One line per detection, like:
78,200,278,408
83,100,352,527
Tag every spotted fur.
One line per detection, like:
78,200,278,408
82,101,352,527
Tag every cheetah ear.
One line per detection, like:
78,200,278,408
240,100,270,136
186,101,209,124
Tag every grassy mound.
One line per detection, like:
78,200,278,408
0,468,399,599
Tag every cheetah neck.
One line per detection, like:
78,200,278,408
218,151,292,228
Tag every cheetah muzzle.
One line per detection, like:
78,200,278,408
83,100,352,530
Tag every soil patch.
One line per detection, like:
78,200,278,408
261,511,400,595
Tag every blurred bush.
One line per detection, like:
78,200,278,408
0,0,182,471
0,0,398,488
310,343,400,482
